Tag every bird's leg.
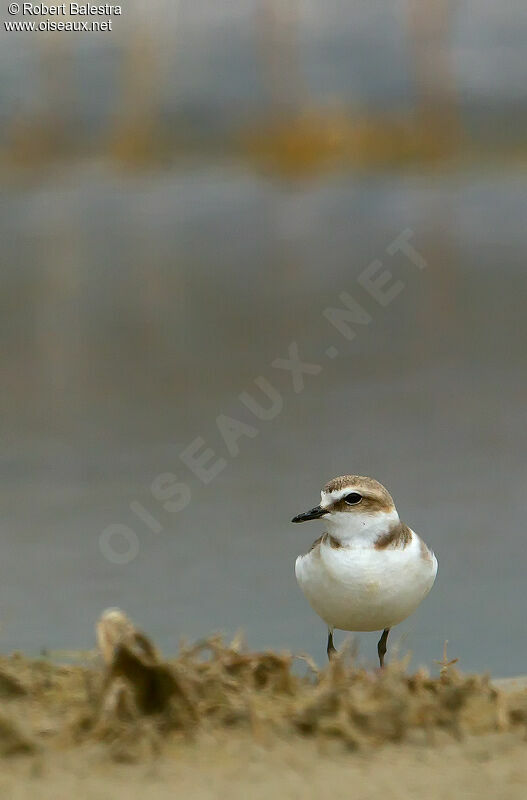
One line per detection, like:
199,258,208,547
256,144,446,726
327,628,337,660
377,628,390,668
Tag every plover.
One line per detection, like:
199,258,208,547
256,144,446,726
292,475,437,666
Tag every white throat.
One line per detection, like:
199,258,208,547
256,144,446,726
324,508,399,547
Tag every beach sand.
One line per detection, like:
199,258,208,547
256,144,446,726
2,729,527,800
0,625,525,799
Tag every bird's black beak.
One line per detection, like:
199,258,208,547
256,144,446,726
291,505,327,523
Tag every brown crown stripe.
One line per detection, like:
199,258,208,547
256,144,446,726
374,522,412,550
322,475,395,514
324,474,391,495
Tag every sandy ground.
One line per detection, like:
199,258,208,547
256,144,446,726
1,730,527,800
0,616,525,800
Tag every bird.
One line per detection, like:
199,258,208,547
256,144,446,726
292,474,437,666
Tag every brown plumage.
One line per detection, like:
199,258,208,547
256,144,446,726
307,533,342,556
374,522,413,550
324,475,395,515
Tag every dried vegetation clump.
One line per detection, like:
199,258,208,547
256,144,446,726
0,609,525,762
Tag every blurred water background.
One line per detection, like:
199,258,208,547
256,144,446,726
1,0,526,674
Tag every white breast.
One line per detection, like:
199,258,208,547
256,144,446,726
295,531,437,632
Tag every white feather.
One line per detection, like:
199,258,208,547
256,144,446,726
295,523,437,632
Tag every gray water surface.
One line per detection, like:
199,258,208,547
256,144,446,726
1,163,526,675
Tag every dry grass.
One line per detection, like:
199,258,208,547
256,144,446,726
0,612,525,764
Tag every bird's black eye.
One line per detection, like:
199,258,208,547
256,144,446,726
344,492,362,506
